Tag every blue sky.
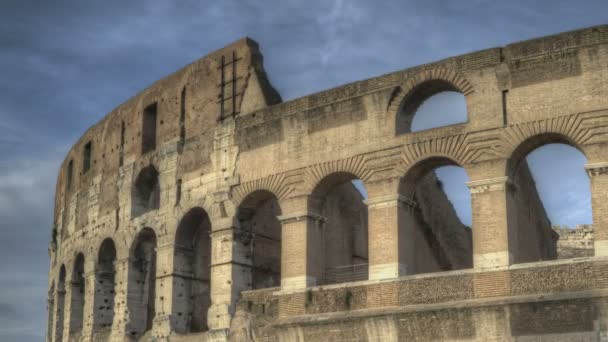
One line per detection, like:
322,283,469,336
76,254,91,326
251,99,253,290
0,0,605,340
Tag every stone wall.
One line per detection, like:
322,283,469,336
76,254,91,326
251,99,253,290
47,25,608,341
555,225,595,259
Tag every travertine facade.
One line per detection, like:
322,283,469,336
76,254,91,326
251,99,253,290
47,26,608,341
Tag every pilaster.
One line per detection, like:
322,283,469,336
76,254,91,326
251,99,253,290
278,206,325,290
467,176,514,269
207,216,247,331
365,193,417,280
80,267,97,342
110,258,129,342
586,162,608,257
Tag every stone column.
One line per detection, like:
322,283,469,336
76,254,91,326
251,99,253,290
81,265,97,342
46,289,54,342
365,194,417,279
467,177,513,268
62,272,75,342
278,195,324,290
207,216,247,332
151,241,176,337
365,177,416,280
51,286,66,342
110,258,129,342
586,162,608,257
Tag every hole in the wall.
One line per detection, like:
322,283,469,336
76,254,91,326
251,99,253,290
83,141,92,173
142,103,158,154
131,165,160,217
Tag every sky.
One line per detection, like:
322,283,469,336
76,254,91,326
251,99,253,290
0,0,605,340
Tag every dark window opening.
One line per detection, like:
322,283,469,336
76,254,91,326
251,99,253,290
502,90,509,126
175,179,182,206
180,87,186,145
67,160,73,190
142,103,157,154
131,165,160,217
120,121,125,166
83,142,92,173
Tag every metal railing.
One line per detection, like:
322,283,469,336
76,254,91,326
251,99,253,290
323,263,369,285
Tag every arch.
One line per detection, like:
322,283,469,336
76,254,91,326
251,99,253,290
399,157,473,273
126,227,157,338
94,238,117,332
131,165,160,218
310,172,369,285
303,155,373,195
390,69,474,135
400,156,462,196
505,134,591,263
54,265,67,342
232,174,293,207
397,134,479,177
69,253,85,338
173,207,212,334
506,132,586,178
237,190,282,289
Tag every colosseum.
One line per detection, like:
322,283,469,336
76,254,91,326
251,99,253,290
47,25,608,341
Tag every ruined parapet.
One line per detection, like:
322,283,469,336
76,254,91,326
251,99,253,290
554,224,595,259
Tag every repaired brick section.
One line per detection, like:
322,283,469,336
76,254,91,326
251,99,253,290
474,271,511,298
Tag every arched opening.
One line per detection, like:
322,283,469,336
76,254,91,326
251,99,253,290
132,165,160,218
127,228,157,338
310,173,368,285
94,239,116,333
507,136,591,262
237,190,282,289
69,253,85,339
399,158,473,274
173,207,212,334
47,281,55,341
54,265,66,342
396,80,467,134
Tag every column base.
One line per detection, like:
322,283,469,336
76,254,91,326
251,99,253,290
596,240,608,257
474,251,512,269
208,304,233,330
368,263,407,280
281,276,317,291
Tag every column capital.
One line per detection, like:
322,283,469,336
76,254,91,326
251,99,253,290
363,194,417,209
466,176,515,194
585,162,608,177
277,211,324,225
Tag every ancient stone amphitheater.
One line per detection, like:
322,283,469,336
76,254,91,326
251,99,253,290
47,25,608,341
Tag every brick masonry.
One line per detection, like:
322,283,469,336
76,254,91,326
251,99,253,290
46,26,608,341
